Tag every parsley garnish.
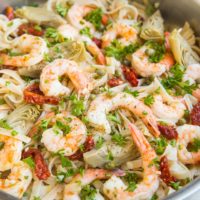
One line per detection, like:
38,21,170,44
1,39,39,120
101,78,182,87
144,95,154,106
60,155,72,167
151,137,168,155
80,185,97,200
105,40,139,60
55,120,71,135
124,172,138,192
56,169,75,183
84,8,103,31
151,194,158,200
111,133,127,146
0,119,12,130
56,4,68,17
124,87,139,97
96,136,105,149
107,113,121,124
23,157,35,168
188,138,200,152
40,119,50,130
33,197,41,200
106,150,114,161
170,181,180,190
69,95,85,116
80,27,92,38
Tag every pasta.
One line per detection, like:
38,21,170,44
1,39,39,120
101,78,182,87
0,1,199,199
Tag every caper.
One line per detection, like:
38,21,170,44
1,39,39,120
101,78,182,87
95,69,106,76
145,48,155,56
177,118,186,126
122,59,131,67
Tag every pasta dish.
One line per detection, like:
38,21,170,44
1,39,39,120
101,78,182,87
0,0,200,199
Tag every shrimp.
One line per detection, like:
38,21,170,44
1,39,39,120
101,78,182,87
103,123,159,200
57,24,79,40
131,46,175,77
87,92,160,137
102,23,138,48
0,34,48,67
0,134,23,171
40,59,93,97
177,125,200,164
0,161,32,198
67,3,95,31
150,94,186,123
41,111,87,156
64,168,125,200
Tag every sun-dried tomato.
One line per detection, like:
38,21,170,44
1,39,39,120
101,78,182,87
5,6,14,20
101,14,109,26
158,124,178,140
160,156,177,185
191,102,200,126
108,77,123,87
122,65,138,87
24,83,59,105
92,37,102,48
22,149,50,180
18,23,44,36
69,136,95,160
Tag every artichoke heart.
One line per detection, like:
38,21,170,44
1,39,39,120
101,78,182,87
140,10,164,41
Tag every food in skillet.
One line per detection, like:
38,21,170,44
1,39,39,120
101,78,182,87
0,0,200,199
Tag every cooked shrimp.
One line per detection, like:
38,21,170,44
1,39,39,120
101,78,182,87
40,59,93,97
103,123,159,200
177,125,200,164
102,23,138,48
150,94,186,123
0,134,23,171
131,46,174,77
41,111,87,156
67,3,95,31
57,24,79,40
0,161,32,198
0,34,48,67
87,92,160,137
64,168,124,200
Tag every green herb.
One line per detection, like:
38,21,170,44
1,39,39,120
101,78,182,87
60,155,72,167
84,8,103,31
56,4,68,17
0,99,5,105
80,185,97,200
0,141,5,150
80,27,92,38
188,138,200,152
170,181,180,190
124,172,138,192
111,133,127,146
44,53,54,62
45,27,64,45
79,144,84,152
55,120,71,135
40,119,50,130
170,139,177,147
145,40,165,63
28,3,39,7
144,95,154,106
56,169,75,183
105,40,139,60
145,2,156,16
33,197,41,200
151,194,158,200
78,167,85,176
34,25,42,31
23,157,35,168
106,150,114,161
8,51,24,57
11,130,18,136
149,157,160,168
96,136,105,149
142,111,148,115
69,95,85,116
7,21,13,27
5,81,10,86
151,137,168,155
0,119,12,130
124,88,139,97
107,113,121,124
22,76,34,83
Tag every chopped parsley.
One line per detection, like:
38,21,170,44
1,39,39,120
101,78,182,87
56,169,75,183
170,181,180,190
150,137,168,155
144,95,154,106
68,95,85,116
56,4,69,17
124,172,138,192
33,197,41,200
0,141,5,150
0,119,12,130
124,87,139,97
80,27,92,38
55,120,71,135
105,40,139,60
60,155,72,167
11,130,18,136
106,150,114,161
145,2,156,16
40,119,50,130
161,63,197,95
96,136,105,149
187,138,200,152
111,133,127,146
107,113,121,124
23,156,35,169
80,185,97,200
151,194,158,200
84,8,103,31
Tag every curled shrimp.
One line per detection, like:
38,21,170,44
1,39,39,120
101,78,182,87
177,125,200,164
103,123,159,200
87,92,160,137
41,111,87,156
150,94,186,123
102,22,138,48
0,34,48,67
0,134,23,171
131,46,174,77
0,161,32,198
40,59,93,97
64,168,124,200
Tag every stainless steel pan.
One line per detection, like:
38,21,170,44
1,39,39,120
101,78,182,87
0,0,200,199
